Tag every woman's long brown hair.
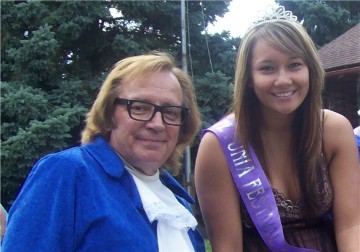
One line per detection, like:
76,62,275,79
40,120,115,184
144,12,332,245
232,20,325,216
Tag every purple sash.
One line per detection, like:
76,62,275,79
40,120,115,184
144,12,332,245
205,115,318,252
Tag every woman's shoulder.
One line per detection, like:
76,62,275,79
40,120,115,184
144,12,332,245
196,129,230,182
322,109,354,139
198,131,223,157
323,109,352,128
322,109,356,158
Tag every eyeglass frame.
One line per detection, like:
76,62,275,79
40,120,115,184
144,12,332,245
114,98,189,126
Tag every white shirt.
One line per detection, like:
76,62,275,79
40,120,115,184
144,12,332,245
124,163,197,252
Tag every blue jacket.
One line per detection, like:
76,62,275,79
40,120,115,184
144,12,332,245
3,137,205,251
356,135,360,160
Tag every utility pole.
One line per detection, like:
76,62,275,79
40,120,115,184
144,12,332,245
180,0,192,195
181,0,187,72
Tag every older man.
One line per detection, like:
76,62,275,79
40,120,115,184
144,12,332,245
3,52,205,251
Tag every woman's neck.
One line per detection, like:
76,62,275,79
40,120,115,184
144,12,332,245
259,109,295,133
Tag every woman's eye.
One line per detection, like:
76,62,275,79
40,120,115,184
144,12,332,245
259,65,274,72
290,62,301,67
289,62,304,70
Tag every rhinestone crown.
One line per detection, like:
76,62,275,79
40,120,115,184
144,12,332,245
249,5,299,30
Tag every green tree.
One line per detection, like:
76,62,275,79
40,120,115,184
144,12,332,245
278,0,360,47
195,71,233,128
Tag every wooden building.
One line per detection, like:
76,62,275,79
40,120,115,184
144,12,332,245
318,23,360,127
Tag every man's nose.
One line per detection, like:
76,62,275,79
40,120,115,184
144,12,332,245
146,111,166,129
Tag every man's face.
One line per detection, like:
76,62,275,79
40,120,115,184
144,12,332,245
109,70,183,175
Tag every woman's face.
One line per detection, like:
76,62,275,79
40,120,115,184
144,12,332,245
109,70,183,176
251,39,309,117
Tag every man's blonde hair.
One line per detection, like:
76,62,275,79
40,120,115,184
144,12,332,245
81,52,201,174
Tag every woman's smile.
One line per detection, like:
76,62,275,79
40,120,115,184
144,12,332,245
271,90,296,97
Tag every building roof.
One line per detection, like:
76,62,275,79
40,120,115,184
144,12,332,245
318,23,360,71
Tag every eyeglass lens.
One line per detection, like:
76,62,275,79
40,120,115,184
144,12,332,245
129,101,185,125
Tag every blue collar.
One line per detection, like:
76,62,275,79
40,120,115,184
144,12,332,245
82,136,194,203
82,136,125,178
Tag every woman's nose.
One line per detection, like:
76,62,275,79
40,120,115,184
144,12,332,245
275,68,292,86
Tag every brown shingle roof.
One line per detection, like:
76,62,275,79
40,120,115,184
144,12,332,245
318,23,360,70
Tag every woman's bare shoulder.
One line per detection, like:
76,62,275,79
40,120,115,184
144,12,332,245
322,109,356,159
196,131,226,171
323,109,353,130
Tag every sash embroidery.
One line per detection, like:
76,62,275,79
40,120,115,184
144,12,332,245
205,115,318,252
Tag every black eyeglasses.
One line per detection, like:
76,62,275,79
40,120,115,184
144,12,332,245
114,98,189,126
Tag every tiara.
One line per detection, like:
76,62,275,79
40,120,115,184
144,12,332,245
249,5,299,30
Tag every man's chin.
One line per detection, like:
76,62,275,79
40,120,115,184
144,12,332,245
135,153,165,167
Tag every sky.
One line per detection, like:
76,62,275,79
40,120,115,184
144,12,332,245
207,0,277,38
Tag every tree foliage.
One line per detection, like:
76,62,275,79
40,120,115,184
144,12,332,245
278,0,360,47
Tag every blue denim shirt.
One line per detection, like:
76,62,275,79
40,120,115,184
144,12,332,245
3,136,205,251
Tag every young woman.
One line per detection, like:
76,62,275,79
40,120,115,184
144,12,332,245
195,6,360,252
